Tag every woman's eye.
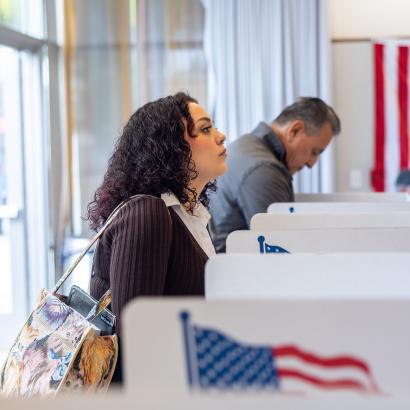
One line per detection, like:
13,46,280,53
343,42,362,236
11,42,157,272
201,126,212,134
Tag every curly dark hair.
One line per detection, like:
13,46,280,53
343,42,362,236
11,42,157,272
87,92,216,231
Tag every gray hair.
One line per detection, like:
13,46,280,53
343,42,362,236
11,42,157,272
274,97,341,136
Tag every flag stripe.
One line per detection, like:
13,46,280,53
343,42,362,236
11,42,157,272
373,43,386,192
277,368,369,392
273,345,372,377
398,46,409,169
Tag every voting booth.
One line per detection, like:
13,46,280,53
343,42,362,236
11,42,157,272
267,201,410,214
3,299,410,409
2,390,410,410
295,192,410,202
226,228,410,253
205,253,410,300
250,212,410,230
120,298,410,400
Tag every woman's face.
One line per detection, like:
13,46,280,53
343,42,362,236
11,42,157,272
185,102,227,185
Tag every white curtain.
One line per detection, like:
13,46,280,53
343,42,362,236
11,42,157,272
202,0,334,192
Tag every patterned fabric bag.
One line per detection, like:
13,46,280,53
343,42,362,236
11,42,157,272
0,199,131,397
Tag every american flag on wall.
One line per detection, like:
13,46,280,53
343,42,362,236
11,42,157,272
372,41,410,192
180,312,379,394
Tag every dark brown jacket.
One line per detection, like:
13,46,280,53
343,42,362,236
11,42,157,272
90,195,207,381
91,196,208,330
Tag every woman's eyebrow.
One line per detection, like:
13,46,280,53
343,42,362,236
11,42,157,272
196,116,212,124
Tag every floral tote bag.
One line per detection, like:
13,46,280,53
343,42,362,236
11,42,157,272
0,197,135,397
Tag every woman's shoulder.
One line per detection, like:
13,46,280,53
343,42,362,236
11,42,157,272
114,195,171,223
103,195,172,240
125,194,164,206
121,194,168,213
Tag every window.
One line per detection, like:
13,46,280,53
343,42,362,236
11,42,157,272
67,0,207,236
0,45,29,353
0,0,44,38
0,1,51,356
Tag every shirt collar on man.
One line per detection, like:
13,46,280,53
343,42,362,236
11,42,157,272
252,121,287,168
161,192,211,226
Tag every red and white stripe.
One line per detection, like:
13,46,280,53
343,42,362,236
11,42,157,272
372,41,410,192
274,344,378,393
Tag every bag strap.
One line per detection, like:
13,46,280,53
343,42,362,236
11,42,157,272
52,194,142,294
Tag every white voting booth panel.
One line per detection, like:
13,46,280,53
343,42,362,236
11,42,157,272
121,298,410,400
226,228,410,254
3,394,410,410
250,212,410,230
267,201,410,214
205,253,410,300
295,192,410,202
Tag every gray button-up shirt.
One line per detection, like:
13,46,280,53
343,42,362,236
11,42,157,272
209,122,294,252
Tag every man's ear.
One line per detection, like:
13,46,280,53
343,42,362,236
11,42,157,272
287,120,305,142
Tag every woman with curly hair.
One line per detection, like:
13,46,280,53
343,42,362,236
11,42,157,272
87,92,227,381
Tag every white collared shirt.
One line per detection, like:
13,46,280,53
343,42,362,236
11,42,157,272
161,192,216,258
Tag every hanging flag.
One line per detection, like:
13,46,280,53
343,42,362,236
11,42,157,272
180,311,379,393
372,41,410,192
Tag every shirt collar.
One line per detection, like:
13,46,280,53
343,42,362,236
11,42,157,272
161,192,211,226
252,121,288,167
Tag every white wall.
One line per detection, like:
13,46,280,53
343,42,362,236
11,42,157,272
333,42,373,191
328,0,410,191
328,0,410,40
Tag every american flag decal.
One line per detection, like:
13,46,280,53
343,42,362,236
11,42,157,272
257,236,290,254
180,312,379,393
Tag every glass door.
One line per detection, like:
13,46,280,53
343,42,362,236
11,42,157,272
0,45,29,354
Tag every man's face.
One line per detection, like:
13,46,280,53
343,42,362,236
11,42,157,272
284,121,333,175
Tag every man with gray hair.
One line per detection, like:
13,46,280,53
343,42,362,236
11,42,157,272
209,97,341,253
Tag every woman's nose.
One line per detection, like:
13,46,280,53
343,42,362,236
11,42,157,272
217,130,226,145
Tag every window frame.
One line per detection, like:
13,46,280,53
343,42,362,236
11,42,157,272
0,14,56,351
